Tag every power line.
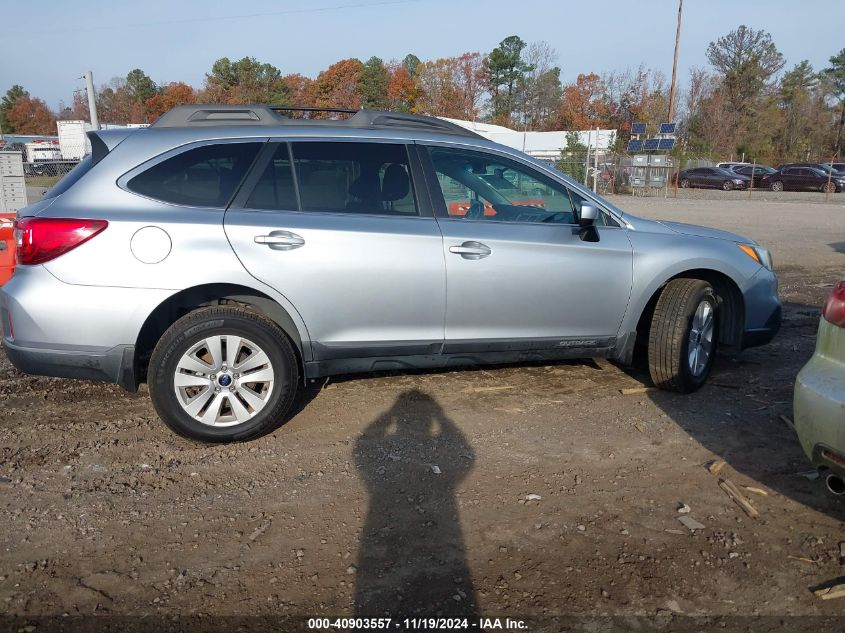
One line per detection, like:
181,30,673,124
35,0,427,34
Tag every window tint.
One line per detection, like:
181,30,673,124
245,144,297,210
290,142,418,216
428,146,608,225
127,142,261,207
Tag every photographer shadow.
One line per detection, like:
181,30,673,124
353,389,478,620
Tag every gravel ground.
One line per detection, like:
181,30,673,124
1,196,844,632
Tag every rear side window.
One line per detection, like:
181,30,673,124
128,142,261,207
292,142,418,216
246,144,298,210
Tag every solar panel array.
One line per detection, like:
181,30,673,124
659,122,676,135
631,122,647,135
626,139,643,152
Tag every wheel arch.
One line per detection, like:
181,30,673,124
134,283,307,386
631,268,745,358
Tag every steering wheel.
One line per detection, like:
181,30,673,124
465,199,485,220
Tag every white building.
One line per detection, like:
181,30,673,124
440,117,616,162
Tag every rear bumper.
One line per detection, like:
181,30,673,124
3,339,137,391
794,354,845,477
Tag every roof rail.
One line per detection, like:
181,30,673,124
151,105,287,127
150,104,483,139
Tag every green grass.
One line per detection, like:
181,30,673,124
25,176,61,188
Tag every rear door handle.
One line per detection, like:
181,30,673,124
254,230,305,250
449,241,491,260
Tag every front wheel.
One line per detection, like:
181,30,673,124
680,179,691,188
648,279,718,393
148,306,299,442
771,181,784,192
822,182,837,194
722,180,734,191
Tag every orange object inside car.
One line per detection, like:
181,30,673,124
0,214,15,286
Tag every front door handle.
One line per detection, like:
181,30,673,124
254,230,305,250
449,241,491,260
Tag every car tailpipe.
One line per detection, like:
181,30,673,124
825,473,845,496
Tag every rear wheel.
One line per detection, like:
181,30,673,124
771,181,784,192
148,306,299,442
648,279,718,393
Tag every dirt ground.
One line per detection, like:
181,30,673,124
2,194,845,632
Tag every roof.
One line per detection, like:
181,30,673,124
150,105,483,139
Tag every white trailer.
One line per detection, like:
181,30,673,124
56,120,92,160
24,141,62,163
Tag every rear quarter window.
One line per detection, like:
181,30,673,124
127,142,261,207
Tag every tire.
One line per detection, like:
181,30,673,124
771,181,784,192
148,306,299,442
722,180,734,191
680,179,690,188
648,279,718,393
822,182,836,194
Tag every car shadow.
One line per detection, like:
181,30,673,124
352,389,478,619
638,301,845,520
828,241,845,254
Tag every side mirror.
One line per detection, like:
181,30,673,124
578,205,600,242
579,205,598,227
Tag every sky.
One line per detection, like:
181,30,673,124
1,0,843,109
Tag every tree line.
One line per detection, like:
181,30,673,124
1,28,844,165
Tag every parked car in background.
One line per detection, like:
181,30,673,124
729,164,776,188
794,279,845,497
676,167,750,191
823,162,845,173
716,162,751,170
761,166,844,192
1,105,781,442
781,162,845,179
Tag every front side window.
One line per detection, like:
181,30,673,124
427,146,608,225
127,142,261,207
290,142,418,216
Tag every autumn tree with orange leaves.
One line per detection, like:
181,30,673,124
311,59,365,111
145,82,197,122
6,95,57,135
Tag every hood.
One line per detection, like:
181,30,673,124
656,220,754,245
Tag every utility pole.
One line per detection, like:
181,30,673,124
667,0,683,123
84,71,100,130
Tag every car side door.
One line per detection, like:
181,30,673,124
418,143,633,356
224,140,447,369
781,167,799,190
695,168,715,188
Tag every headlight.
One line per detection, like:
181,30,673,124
733,179,744,185
737,243,773,270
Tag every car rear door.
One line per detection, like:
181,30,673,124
224,140,446,365
418,143,633,355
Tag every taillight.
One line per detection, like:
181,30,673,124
15,217,107,265
822,280,845,328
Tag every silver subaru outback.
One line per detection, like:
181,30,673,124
0,105,780,442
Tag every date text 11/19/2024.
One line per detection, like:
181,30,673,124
307,617,528,630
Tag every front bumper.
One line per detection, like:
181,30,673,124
741,268,781,349
3,339,137,391
794,321,845,476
